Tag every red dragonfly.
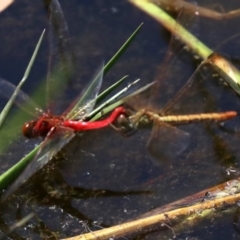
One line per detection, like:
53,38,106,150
2,0,130,199
2,71,128,199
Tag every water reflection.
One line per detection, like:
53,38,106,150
1,0,240,239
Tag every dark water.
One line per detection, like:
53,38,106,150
0,0,240,239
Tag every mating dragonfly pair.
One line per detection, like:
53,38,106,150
3,52,238,200
2,0,239,199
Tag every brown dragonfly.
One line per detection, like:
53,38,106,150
116,13,240,161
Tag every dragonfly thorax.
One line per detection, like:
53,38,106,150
22,116,62,138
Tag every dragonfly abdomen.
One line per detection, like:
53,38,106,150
146,111,237,124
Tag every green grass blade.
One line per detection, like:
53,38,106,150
0,25,143,192
90,81,155,121
95,75,129,105
66,64,104,119
0,145,40,189
0,30,45,130
128,0,240,96
88,76,137,119
67,23,143,117
129,1,212,59
103,23,143,75
0,31,46,190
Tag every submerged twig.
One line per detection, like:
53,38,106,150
62,178,240,239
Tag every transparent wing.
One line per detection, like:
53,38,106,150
147,121,190,162
151,5,240,116
122,7,200,162
161,57,240,116
124,6,201,113
46,0,103,119
0,78,42,116
148,5,200,111
3,126,75,199
46,0,75,113
64,64,104,120
124,5,239,162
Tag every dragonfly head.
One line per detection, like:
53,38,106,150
113,109,137,136
23,117,56,138
22,120,38,138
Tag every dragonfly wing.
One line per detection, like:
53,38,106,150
3,126,75,199
65,63,104,120
0,78,41,116
48,0,73,72
123,6,200,113
162,56,239,116
159,11,239,115
46,0,103,118
46,0,75,113
147,121,190,162
148,5,200,111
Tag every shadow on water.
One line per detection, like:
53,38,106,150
1,0,240,239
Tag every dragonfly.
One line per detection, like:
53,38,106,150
2,72,131,199
122,104,237,160
116,10,239,161
2,0,133,199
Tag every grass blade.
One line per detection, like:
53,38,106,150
128,1,240,98
0,26,143,192
0,30,45,130
68,23,144,117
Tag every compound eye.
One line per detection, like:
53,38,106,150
22,121,37,138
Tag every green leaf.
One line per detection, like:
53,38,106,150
0,30,45,130
0,24,143,192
